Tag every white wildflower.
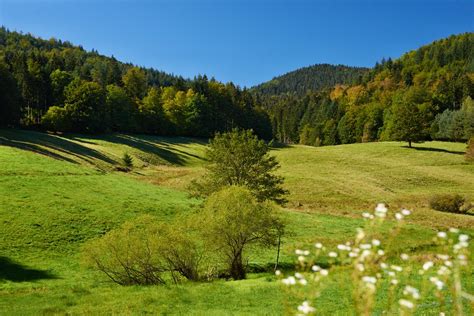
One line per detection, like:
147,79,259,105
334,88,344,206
362,212,371,218
295,272,303,279
380,263,388,269
437,232,447,238
399,299,414,309
429,277,444,290
391,265,403,272
459,234,469,242
395,213,403,220
362,276,377,284
298,256,305,262
282,276,296,285
449,228,459,233
356,263,365,272
423,261,434,271
356,228,365,240
436,254,449,260
295,249,304,255
349,252,358,258
360,243,372,250
275,270,281,276
299,278,308,286
303,250,310,256
444,260,452,267
314,242,323,249
400,253,409,261
311,265,320,272
391,279,399,285
372,239,381,246
377,249,385,256
401,209,411,216
404,286,420,300
328,252,338,258
297,301,315,314
320,269,328,276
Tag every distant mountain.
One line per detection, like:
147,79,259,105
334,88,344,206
252,64,369,96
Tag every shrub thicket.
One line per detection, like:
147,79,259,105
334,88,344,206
82,215,203,285
429,194,466,214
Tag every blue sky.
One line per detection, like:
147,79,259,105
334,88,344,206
0,0,472,87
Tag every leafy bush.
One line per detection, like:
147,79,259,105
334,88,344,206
466,137,474,162
42,106,71,131
82,215,203,285
429,194,466,214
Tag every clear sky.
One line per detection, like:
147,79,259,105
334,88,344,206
0,0,472,87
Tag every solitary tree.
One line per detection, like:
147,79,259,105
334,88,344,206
388,90,433,148
193,129,288,204
201,186,283,280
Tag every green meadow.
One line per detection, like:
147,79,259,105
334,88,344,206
0,129,473,315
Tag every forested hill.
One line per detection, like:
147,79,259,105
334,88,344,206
264,32,474,145
0,27,272,138
251,64,369,96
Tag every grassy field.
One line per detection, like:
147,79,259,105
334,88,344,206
0,129,473,315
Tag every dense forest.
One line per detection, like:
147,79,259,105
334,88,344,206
258,33,474,145
1,28,473,145
0,27,272,138
251,64,368,96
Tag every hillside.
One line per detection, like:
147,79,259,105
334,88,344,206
264,33,474,145
0,28,271,138
1,130,473,314
251,64,369,96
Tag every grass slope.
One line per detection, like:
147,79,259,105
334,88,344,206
0,129,473,314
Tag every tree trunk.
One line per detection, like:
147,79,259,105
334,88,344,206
274,234,281,271
408,140,412,148
230,251,246,280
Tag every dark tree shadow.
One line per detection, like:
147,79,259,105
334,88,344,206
403,146,465,155
100,133,205,166
0,130,117,168
0,257,57,282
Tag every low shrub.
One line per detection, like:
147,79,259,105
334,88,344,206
466,137,474,161
429,194,466,214
82,215,203,285
122,152,133,169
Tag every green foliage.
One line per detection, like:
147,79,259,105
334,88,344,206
105,84,136,131
0,28,271,138
252,64,368,96
41,106,71,131
466,137,474,162
122,67,147,100
82,215,167,285
386,89,433,147
261,33,474,147
82,215,204,285
63,80,107,132
195,129,288,204
0,62,21,127
200,186,283,280
121,152,133,169
429,194,466,214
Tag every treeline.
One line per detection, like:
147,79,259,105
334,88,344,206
0,28,271,138
251,64,369,96
259,33,474,145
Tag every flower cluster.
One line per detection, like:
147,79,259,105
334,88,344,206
279,203,472,315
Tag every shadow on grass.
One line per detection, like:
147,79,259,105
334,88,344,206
403,146,465,155
0,129,117,168
99,134,205,166
0,257,57,282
